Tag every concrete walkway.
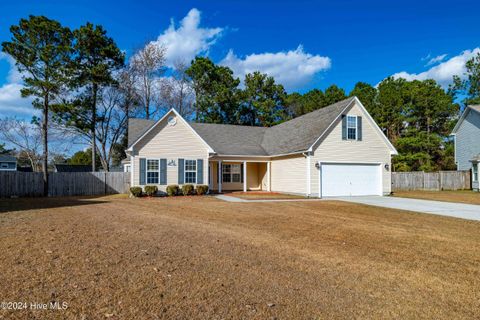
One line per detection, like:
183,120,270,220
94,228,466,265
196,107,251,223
214,194,324,203
332,196,480,221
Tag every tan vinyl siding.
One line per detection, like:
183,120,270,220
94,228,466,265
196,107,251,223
132,114,209,191
310,101,392,195
270,155,307,194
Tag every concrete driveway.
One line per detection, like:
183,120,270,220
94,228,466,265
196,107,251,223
332,196,480,221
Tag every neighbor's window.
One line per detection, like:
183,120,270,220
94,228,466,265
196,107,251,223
473,163,478,182
0,163,8,169
347,115,357,140
146,159,159,184
222,164,242,183
185,160,197,184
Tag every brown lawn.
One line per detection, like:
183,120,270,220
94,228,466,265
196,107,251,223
394,190,480,205
0,195,479,319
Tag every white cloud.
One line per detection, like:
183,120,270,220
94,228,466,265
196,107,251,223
424,53,447,66
149,8,223,67
0,54,35,116
220,46,331,90
392,48,480,86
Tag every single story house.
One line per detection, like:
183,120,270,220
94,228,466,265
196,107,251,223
451,105,480,191
0,155,17,171
125,97,398,197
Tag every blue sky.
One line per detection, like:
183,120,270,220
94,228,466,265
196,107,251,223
1,0,479,120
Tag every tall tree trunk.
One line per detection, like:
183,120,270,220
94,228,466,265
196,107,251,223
92,84,97,172
145,100,150,120
42,96,49,197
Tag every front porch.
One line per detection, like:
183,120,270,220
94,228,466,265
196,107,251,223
208,160,271,193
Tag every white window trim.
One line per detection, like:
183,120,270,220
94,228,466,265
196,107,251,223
184,159,197,184
346,115,358,140
222,163,242,183
146,158,160,185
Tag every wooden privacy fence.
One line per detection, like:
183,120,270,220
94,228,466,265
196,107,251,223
0,172,130,197
392,171,471,191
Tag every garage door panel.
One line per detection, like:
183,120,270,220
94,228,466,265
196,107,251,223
321,163,381,197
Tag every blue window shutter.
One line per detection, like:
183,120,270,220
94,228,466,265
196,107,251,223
341,115,347,140
160,159,167,185
139,158,146,185
357,116,362,141
197,159,204,184
240,163,244,183
178,158,184,184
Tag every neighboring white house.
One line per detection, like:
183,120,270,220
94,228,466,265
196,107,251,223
0,155,17,171
125,97,398,197
451,105,480,191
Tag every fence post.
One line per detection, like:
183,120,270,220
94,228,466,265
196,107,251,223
439,171,443,191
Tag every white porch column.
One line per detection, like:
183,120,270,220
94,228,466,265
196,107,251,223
218,160,222,193
130,154,134,186
267,161,271,191
243,161,247,192
207,161,211,190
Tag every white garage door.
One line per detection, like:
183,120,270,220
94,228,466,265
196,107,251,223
320,163,382,197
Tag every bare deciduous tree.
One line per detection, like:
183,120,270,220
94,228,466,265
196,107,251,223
160,60,195,118
96,87,128,171
130,42,166,119
56,84,129,171
0,118,42,171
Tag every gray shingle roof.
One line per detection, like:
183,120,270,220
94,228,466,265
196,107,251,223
128,118,155,147
128,97,356,156
190,123,268,155
261,98,355,155
0,154,16,162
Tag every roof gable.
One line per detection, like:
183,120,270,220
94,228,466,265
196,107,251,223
127,109,215,153
452,105,480,135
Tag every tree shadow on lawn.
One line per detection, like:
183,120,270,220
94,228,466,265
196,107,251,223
0,196,109,214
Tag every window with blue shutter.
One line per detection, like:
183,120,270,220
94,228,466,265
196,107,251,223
146,159,159,184
184,160,197,183
178,159,184,184
160,159,167,185
197,159,203,184
357,116,362,141
341,115,347,140
139,158,146,185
